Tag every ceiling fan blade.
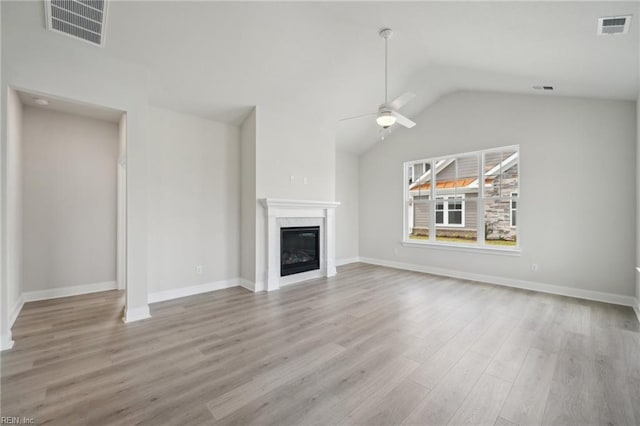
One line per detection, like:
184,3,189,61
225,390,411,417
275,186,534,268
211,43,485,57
392,111,416,128
389,92,416,110
339,112,376,122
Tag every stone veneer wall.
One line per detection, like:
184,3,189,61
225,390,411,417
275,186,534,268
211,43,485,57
484,166,518,241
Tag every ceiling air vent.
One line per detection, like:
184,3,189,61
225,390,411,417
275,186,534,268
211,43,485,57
45,0,109,47
597,15,632,35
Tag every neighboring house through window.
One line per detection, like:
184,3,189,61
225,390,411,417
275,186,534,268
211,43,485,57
404,145,519,248
435,196,465,226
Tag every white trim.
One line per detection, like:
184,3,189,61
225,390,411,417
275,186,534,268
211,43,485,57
122,305,151,323
401,240,521,256
148,279,241,304
1,333,15,351
336,257,361,266
634,303,640,324
359,257,637,308
260,199,340,210
279,269,323,287
407,144,520,167
22,280,117,303
9,295,24,329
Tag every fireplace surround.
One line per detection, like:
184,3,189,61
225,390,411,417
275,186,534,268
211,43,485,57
261,199,340,291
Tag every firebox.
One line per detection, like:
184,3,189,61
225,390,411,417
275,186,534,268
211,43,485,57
280,226,320,276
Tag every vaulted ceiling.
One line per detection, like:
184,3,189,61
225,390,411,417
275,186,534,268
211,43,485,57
6,1,639,153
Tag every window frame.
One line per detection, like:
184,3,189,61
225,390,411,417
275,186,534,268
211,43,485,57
435,195,465,227
403,145,520,252
510,191,517,227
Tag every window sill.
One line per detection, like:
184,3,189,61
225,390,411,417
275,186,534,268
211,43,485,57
401,240,521,256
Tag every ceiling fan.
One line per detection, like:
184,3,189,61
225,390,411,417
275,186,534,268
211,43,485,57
340,28,416,132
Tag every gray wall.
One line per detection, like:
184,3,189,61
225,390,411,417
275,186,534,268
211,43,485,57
147,107,240,293
240,109,257,284
636,90,640,308
360,91,637,298
22,107,118,291
5,88,22,324
335,150,359,262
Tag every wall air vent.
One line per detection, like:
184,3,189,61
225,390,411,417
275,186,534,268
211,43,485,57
597,15,632,35
45,0,109,47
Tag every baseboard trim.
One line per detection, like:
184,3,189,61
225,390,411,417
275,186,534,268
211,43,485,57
9,295,24,329
148,279,240,304
359,257,638,308
22,280,118,303
122,305,151,323
0,333,14,351
238,279,255,292
336,257,361,266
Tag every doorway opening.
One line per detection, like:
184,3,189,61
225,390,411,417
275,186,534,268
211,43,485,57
5,87,127,334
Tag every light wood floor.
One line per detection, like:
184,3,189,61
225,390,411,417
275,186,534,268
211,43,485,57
1,263,639,425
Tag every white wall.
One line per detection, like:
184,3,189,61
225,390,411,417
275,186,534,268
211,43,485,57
22,107,118,292
360,91,637,299
147,107,240,294
253,105,337,289
335,150,359,262
117,113,127,290
240,109,256,285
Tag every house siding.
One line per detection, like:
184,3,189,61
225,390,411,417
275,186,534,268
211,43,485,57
412,193,477,234
436,156,478,181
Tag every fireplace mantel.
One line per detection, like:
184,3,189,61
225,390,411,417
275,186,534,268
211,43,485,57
260,199,341,211
260,199,340,291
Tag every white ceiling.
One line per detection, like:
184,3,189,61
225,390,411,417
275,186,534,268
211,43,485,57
12,1,640,153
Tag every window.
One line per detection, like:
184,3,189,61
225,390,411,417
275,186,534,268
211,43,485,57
435,196,465,226
404,146,519,249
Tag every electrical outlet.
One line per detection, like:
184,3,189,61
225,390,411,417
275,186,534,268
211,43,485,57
290,175,295,184
303,177,308,185
195,265,203,275
531,264,539,272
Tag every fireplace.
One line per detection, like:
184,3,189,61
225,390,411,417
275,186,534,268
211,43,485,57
261,198,339,291
280,226,320,276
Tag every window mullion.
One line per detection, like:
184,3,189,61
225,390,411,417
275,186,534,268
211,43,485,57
429,160,436,242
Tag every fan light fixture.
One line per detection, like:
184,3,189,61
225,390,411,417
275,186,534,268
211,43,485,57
376,110,396,128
